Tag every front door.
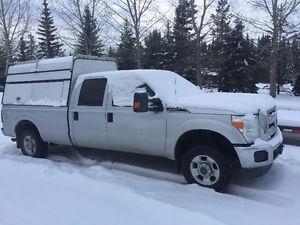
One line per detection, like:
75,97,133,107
69,78,108,149
106,75,167,156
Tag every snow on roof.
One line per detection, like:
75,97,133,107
79,69,201,101
8,56,74,74
7,55,116,75
79,70,276,114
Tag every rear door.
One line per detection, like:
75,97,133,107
69,77,108,149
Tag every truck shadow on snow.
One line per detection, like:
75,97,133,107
46,145,289,205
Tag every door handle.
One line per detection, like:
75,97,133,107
73,112,79,121
107,112,113,123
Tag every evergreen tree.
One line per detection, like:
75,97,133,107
0,45,7,87
17,36,27,62
108,46,117,58
210,0,232,91
255,35,272,83
27,34,38,60
75,5,104,57
37,0,64,59
17,33,37,62
220,19,257,93
277,38,294,93
293,75,300,96
117,19,136,70
143,29,164,69
173,0,194,81
291,37,300,81
161,22,175,70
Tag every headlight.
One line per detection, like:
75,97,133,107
232,115,259,143
232,116,245,131
258,113,268,134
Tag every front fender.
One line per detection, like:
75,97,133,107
165,115,247,159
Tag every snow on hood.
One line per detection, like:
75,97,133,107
169,92,276,115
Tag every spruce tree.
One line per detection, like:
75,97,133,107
108,46,117,58
220,19,257,93
76,5,104,57
17,36,27,62
27,34,38,61
0,45,7,87
117,19,136,70
17,33,37,62
144,30,164,69
293,76,300,96
37,0,64,59
173,0,194,79
255,35,272,83
277,38,294,93
291,37,300,81
210,0,232,91
161,22,175,71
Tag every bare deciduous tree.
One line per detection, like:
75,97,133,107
0,0,30,60
248,0,300,97
106,0,162,68
55,0,108,51
190,0,215,87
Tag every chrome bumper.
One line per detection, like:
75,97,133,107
235,128,283,168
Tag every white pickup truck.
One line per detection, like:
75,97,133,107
1,55,283,191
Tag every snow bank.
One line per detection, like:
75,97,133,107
278,110,300,127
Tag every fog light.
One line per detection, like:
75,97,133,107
254,151,268,162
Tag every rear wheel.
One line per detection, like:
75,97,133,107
19,129,48,158
182,145,231,191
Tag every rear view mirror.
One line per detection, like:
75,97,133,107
134,93,148,113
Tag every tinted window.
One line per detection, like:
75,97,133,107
78,78,107,106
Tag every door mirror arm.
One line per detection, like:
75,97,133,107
149,98,163,112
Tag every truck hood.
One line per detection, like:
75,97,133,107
168,92,275,115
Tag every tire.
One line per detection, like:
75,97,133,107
182,145,231,191
19,129,48,158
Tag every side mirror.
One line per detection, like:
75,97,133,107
134,92,148,113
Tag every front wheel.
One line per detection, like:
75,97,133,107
182,145,231,191
19,129,48,158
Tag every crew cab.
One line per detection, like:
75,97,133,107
1,55,283,191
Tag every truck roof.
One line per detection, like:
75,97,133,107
7,55,115,75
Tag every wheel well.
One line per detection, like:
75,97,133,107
175,130,240,169
15,120,40,148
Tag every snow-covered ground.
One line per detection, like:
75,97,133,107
276,95,300,127
0,114,300,225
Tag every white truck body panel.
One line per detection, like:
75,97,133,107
1,64,283,171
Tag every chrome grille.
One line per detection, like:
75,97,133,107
267,106,277,139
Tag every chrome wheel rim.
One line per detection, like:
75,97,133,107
190,155,220,186
23,135,36,155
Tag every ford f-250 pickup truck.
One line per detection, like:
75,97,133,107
1,55,283,191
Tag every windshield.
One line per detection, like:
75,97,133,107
141,71,201,102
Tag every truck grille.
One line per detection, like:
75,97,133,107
267,107,277,140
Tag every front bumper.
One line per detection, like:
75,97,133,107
235,128,283,169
